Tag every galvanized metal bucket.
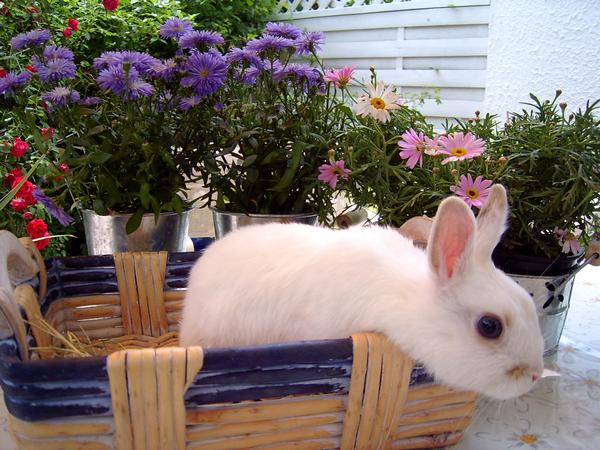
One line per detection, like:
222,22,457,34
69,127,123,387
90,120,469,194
211,208,318,239
82,209,191,255
508,272,575,355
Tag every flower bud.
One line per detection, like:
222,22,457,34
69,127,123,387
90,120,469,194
556,89,562,97
569,113,574,121
475,110,480,117
451,168,459,177
559,102,567,111
327,149,336,164
468,119,473,124
498,156,507,165
432,167,440,174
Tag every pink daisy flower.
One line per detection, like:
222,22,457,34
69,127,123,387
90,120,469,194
554,228,583,255
450,174,493,208
398,129,440,169
562,234,583,255
324,66,355,89
318,160,351,188
438,132,485,164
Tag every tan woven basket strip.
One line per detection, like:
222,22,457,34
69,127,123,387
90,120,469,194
113,253,138,335
108,346,203,450
372,338,404,449
186,397,346,424
8,416,113,439
18,237,47,300
392,431,464,449
14,284,53,358
132,254,153,336
10,435,111,450
354,332,384,449
393,417,471,440
384,340,414,446
340,333,368,449
147,251,169,335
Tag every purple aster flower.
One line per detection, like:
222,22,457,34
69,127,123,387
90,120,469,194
0,71,31,96
43,45,74,61
181,51,228,96
32,188,74,226
295,31,325,55
93,51,122,70
93,51,158,75
97,66,154,100
276,63,318,81
179,94,205,111
10,29,52,51
159,17,194,39
214,102,224,111
265,22,303,40
41,87,80,106
245,35,296,54
225,48,263,68
118,51,160,74
178,30,225,50
149,58,180,81
79,96,103,106
33,55,77,82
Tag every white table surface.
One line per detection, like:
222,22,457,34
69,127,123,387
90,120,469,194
1,266,598,450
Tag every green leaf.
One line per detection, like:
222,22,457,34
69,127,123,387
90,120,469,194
140,182,150,209
90,152,112,164
243,154,258,167
126,209,144,235
269,142,304,193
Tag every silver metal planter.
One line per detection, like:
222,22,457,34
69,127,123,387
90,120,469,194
508,272,574,355
82,209,191,255
211,208,318,239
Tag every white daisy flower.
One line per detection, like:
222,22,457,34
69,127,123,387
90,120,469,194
354,81,402,123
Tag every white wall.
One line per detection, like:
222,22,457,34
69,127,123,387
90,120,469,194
276,0,491,126
485,0,600,116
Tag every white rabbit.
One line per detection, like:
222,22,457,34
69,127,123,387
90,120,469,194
180,185,544,399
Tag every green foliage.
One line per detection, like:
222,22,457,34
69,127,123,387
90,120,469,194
196,42,347,222
485,93,600,257
180,0,277,45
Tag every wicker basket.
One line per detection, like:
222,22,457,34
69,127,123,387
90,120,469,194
0,230,477,449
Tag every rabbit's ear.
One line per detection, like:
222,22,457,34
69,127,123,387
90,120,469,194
428,197,476,282
475,184,508,260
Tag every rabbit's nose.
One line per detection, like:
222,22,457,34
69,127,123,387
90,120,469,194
532,373,539,382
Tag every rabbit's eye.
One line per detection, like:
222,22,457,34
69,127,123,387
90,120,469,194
477,314,503,339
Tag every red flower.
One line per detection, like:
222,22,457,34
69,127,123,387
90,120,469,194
11,137,29,158
0,67,7,78
58,163,70,172
25,64,37,73
5,168,23,186
26,219,50,250
11,177,37,206
41,127,55,140
26,218,48,237
22,211,33,220
10,197,28,212
102,0,119,11
63,27,73,37
68,18,79,31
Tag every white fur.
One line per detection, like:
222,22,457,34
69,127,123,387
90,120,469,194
180,186,544,399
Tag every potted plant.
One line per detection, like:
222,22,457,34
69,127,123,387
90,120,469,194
483,92,600,353
193,22,348,237
336,69,500,229
338,79,600,353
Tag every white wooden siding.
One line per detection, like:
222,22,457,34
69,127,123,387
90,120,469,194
275,0,490,124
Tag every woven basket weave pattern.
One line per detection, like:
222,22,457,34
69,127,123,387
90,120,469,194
0,233,477,449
